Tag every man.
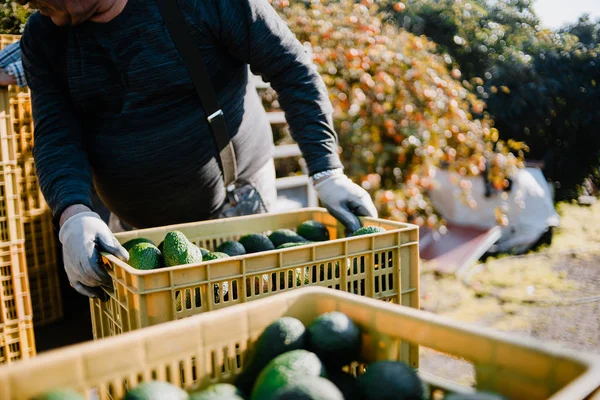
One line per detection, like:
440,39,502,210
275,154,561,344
19,0,377,299
0,41,27,87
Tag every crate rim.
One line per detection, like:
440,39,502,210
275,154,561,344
103,207,420,277
2,287,600,400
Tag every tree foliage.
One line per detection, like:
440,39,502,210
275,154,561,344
384,0,600,200
0,1,32,34
266,0,522,226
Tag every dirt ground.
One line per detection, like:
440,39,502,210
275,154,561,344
418,202,600,385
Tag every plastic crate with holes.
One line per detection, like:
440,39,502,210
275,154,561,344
0,239,35,365
23,211,63,326
2,287,600,400
90,208,420,340
0,162,23,245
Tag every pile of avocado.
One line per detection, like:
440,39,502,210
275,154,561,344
34,312,508,400
122,220,388,271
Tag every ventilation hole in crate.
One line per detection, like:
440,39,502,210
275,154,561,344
231,280,239,300
360,256,365,273
245,277,251,297
350,258,359,275
374,253,380,270
224,282,230,302
194,287,202,308
388,273,394,291
381,274,387,292
213,284,221,305
6,300,15,319
222,347,231,374
235,343,242,369
374,275,380,293
107,383,116,398
191,357,198,382
179,360,188,386
121,379,130,396
0,266,9,277
271,272,277,292
286,270,293,289
165,364,172,383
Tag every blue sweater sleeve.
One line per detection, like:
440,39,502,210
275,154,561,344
21,13,94,227
211,0,343,175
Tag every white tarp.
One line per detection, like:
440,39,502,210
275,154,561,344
428,167,560,254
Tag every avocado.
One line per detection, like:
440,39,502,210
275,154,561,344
277,242,312,249
163,231,203,267
251,350,326,400
216,240,246,256
128,243,163,270
351,226,386,237
297,220,330,242
203,252,230,261
236,317,307,395
199,247,210,257
328,370,359,400
307,312,362,369
271,377,344,400
268,229,308,248
158,240,164,253
189,383,245,400
123,381,188,400
445,392,508,400
239,233,275,254
357,361,423,400
33,390,84,400
122,238,155,252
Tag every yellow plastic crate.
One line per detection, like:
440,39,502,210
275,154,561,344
0,319,35,365
24,211,63,326
17,158,46,215
3,287,600,400
0,163,23,245
0,242,35,365
90,208,420,340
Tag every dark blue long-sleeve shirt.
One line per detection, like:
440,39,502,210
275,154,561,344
21,0,342,229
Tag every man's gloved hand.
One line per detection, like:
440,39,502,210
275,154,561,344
58,211,129,299
314,171,378,234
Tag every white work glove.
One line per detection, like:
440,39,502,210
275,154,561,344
314,172,378,234
59,211,129,299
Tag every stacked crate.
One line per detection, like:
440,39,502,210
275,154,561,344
0,87,35,364
0,35,63,329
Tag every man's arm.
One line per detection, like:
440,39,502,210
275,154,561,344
5,60,28,87
211,0,377,232
21,13,94,227
21,14,128,299
213,0,343,176
0,41,24,86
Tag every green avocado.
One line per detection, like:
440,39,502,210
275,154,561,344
236,317,307,395
162,231,203,267
128,243,163,270
216,240,246,256
297,220,330,242
239,233,275,254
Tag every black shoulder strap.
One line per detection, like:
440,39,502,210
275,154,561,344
156,0,238,187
